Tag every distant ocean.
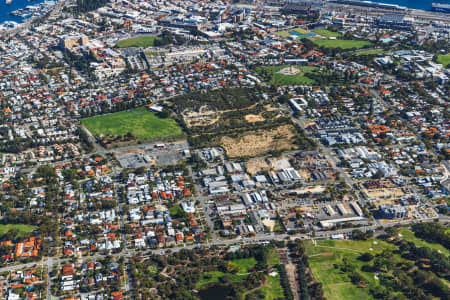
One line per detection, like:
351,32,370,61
362,0,450,10
0,0,46,24
0,0,449,25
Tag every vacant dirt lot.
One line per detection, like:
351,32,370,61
373,199,396,206
294,185,326,195
220,125,297,158
298,169,311,180
246,157,271,174
262,219,275,231
268,157,292,170
364,188,404,200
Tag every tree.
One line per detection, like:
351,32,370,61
350,271,366,285
219,274,233,284
384,226,398,237
359,252,373,262
351,229,367,240
157,110,170,119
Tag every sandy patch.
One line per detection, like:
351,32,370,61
364,188,405,200
220,125,297,158
298,169,311,180
278,66,301,75
246,157,271,175
372,199,396,206
294,185,326,195
245,114,265,123
268,157,292,170
262,219,275,231
183,107,220,128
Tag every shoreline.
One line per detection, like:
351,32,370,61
0,0,449,34
0,0,59,33
364,0,449,11
326,0,450,23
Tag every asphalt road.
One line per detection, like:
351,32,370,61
3,216,448,276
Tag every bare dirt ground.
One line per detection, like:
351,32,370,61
118,148,144,155
298,169,311,180
364,188,405,200
220,125,297,158
373,199,396,206
183,106,220,128
245,114,265,123
265,104,278,111
268,157,292,170
262,219,275,231
278,66,301,75
183,104,259,128
246,157,271,174
294,185,326,195
285,264,299,300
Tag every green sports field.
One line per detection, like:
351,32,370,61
313,39,372,49
81,107,183,139
437,54,450,67
0,224,37,235
312,29,342,38
355,49,384,56
116,36,160,48
256,65,318,85
276,27,310,37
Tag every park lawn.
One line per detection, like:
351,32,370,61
398,229,450,256
232,257,257,273
356,49,384,56
268,249,279,266
81,107,183,140
169,205,185,217
308,250,375,300
437,54,450,67
313,39,372,49
313,28,342,38
249,273,284,300
116,36,160,48
256,65,318,85
305,239,396,255
0,224,37,235
306,239,399,300
196,271,247,288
